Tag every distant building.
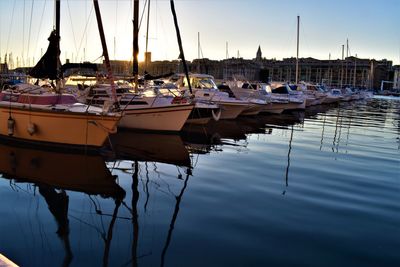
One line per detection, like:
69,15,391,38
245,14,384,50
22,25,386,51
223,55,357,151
144,52,152,65
393,65,400,89
6,46,392,90
256,46,262,61
0,63,8,73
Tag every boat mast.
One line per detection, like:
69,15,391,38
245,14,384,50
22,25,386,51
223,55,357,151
170,0,192,94
353,54,357,87
145,0,150,70
93,0,118,106
55,0,61,87
295,15,300,84
133,0,139,92
197,32,200,72
345,38,349,87
55,0,60,43
198,32,200,60
340,44,344,88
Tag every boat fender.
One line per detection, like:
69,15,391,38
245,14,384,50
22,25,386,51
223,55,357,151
27,122,37,135
7,117,15,136
211,108,221,122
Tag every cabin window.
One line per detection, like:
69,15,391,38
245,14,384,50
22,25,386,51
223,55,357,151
272,86,288,94
121,101,148,105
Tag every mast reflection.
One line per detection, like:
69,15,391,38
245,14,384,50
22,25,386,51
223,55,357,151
0,142,125,267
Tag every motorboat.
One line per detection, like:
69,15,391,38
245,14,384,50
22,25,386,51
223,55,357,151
84,84,194,132
227,81,286,114
218,81,269,116
324,88,343,103
174,74,252,120
269,82,306,110
297,82,327,106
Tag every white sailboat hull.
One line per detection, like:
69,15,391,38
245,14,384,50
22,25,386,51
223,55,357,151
119,104,193,132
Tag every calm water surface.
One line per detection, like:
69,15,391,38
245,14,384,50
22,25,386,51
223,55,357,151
0,97,399,267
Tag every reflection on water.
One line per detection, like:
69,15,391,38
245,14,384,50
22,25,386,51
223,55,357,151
0,98,399,267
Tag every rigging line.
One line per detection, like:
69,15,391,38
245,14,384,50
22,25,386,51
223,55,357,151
115,0,118,35
114,0,118,59
67,0,79,60
27,0,35,64
77,5,94,61
139,0,148,31
23,0,26,66
34,0,47,57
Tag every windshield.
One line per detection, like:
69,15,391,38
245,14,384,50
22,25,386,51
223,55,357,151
184,77,217,89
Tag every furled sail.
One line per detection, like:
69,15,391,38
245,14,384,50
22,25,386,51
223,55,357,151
29,30,61,80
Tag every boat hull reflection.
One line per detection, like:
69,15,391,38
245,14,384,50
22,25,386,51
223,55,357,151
110,129,191,167
0,142,125,198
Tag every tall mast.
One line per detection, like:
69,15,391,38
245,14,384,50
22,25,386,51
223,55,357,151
295,15,300,84
55,0,60,39
93,0,118,105
145,0,150,54
226,41,228,59
340,44,344,88
197,32,200,73
353,54,357,87
55,0,61,81
145,0,150,70
345,38,349,87
170,0,192,94
133,0,139,92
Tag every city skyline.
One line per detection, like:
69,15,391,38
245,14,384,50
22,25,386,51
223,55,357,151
0,0,399,67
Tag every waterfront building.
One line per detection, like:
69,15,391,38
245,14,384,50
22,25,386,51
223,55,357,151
0,63,8,73
393,65,400,90
3,47,395,90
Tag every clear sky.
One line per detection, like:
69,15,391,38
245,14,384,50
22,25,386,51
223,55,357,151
0,0,399,67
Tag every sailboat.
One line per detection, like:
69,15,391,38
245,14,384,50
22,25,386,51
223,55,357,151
0,0,121,148
113,0,194,132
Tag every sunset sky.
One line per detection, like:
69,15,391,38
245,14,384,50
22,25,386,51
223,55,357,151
0,0,399,67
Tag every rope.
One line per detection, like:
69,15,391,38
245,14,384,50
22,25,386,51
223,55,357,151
67,0,79,60
139,0,148,31
6,0,17,55
22,0,26,66
34,0,47,57
77,6,94,60
26,0,35,65
89,120,118,134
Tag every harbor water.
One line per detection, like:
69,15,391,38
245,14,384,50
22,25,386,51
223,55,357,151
0,97,399,267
